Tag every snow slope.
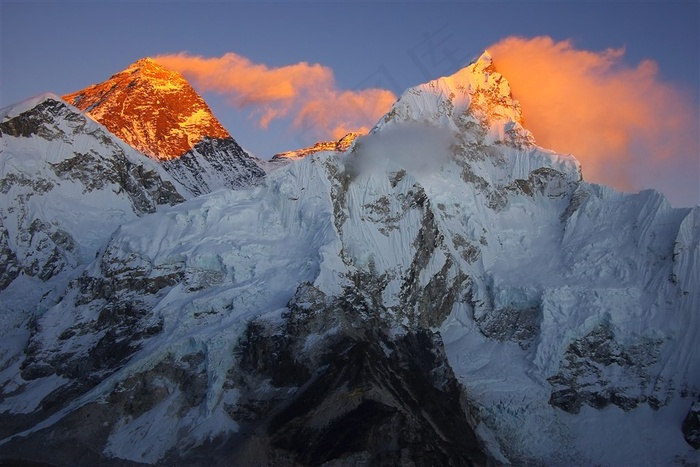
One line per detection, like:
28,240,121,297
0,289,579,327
1,54,698,466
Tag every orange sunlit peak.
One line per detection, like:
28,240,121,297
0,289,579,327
128,57,172,74
127,57,150,68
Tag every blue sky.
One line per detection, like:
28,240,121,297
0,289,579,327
1,1,698,206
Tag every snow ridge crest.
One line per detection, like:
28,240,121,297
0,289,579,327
373,51,534,148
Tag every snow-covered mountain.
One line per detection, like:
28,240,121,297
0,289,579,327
0,93,188,369
63,58,265,194
1,53,698,466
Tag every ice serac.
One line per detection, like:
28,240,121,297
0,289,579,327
1,53,698,466
63,58,265,194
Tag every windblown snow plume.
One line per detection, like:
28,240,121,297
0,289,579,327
155,52,396,140
488,36,699,206
350,124,455,176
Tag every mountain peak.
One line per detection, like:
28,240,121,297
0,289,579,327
373,50,533,148
63,58,230,160
475,50,492,67
123,57,182,83
131,56,157,66
0,92,64,121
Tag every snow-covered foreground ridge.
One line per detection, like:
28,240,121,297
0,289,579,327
0,94,187,330
1,53,698,465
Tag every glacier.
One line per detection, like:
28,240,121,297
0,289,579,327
0,53,698,465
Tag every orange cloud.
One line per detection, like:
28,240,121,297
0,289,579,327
488,36,699,202
296,88,397,140
155,52,396,140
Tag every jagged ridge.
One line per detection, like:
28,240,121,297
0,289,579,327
272,132,362,161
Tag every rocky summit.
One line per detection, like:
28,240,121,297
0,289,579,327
63,57,230,162
0,53,698,466
63,58,265,195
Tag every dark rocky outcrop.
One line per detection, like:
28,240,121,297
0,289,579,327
50,151,184,214
173,292,494,466
683,400,700,449
0,226,20,291
475,305,542,350
0,99,83,139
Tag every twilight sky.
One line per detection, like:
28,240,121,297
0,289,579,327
1,1,698,207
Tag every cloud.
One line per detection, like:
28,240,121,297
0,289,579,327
488,36,699,205
349,123,455,178
155,52,396,141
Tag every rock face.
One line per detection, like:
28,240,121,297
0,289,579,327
683,401,700,449
225,311,489,466
163,137,266,196
63,58,229,161
547,323,665,413
0,95,186,273
0,53,698,466
63,58,265,194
